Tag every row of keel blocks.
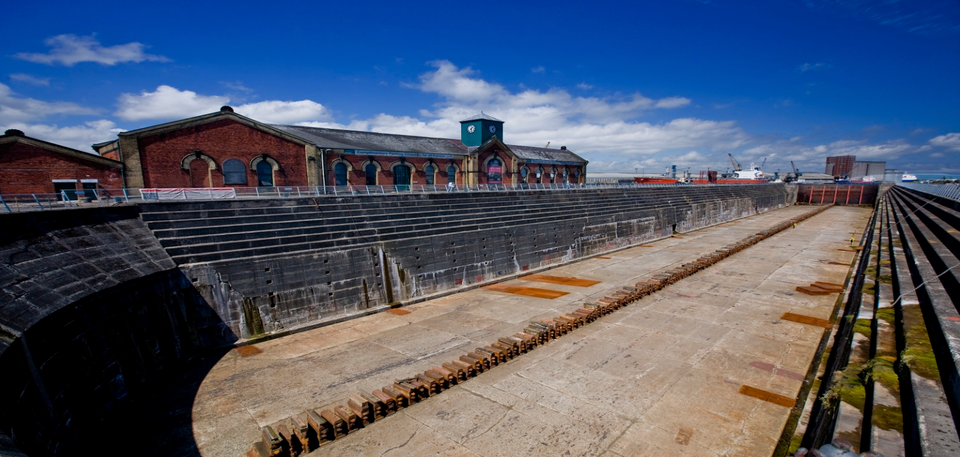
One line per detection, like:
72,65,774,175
247,205,834,456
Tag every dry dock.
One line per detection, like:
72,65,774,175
194,205,872,456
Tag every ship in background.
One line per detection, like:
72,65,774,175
902,173,918,182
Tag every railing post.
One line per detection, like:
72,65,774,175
0,194,10,213
35,194,45,210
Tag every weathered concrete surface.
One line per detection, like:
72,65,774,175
192,205,871,456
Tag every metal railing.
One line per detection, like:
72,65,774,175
0,181,782,213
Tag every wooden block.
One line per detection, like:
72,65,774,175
319,409,347,438
334,406,362,433
306,409,334,445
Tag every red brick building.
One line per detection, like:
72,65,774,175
99,107,587,190
1,107,586,194
0,129,123,196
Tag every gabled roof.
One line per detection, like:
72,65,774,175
118,106,312,146
274,125,469,156
460,112,503,123
506,144,587,164
0,130,123,168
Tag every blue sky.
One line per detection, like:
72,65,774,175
2,0,958,177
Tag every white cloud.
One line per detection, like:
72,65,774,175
417,61,509,103
0,83,97,123
576,83,593,90
115,85,332,124
1,119,124,151
10,73,50,86
236,100,331,124
531,66,546,74
15,34,170,66
115,85,228,121
929,132,960,151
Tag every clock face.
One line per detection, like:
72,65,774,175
466,125,476,134
488,125,497,133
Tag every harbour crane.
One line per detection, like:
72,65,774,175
728,153,742,172
790,161,800,180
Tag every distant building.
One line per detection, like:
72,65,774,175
823,155,885,182
850,161,886,181
825,155,855,177
0,129,123,196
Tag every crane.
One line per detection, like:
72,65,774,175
760,157,767,169
728,153,742,172
790,161,800,180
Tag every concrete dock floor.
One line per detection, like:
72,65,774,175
192,205,872,457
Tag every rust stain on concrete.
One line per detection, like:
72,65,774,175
781,312,831,328
235,345,263,357
675,427,694,445
738,385,796,408
386,309,411,316
521,274,601,287
482,283,569,299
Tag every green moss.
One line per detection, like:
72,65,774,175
787,433,804,455
853,319,872,339
822,364,867,411
901,305,939,380
865,357,900,397
877,274,893,284
861,283,876,296
873,404,904,432
879,259,891,265
865,266,878,276
876,308,895,325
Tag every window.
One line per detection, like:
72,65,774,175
520,167,528,182
223,159,247,185
446,165,457,184
257,160,274,187
53,180,77,201
393,164,411,186
365,163,377,185
487,158,502,184
424,164,435,185
335,162,348,186
536,167,544,183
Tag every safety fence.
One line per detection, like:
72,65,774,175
0,182,782,213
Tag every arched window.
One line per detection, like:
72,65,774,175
335,162,348,186
487,158,502,184
393,164,411,186
223,159,247,185
550,167,557,184
256,160,274,187
364,163,377,185
424,164,435,185
520,167,528,182
536,166,544,183
562,168,569,183
446,164,457,184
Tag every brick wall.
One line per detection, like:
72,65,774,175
0,141,123,194
137,119,309,188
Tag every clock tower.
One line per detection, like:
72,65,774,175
460,112,504,147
